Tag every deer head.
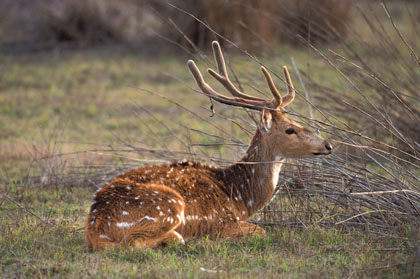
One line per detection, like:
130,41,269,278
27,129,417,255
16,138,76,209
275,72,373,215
187,41,332,159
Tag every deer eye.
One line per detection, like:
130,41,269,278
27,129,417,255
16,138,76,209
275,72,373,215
285,128,296,135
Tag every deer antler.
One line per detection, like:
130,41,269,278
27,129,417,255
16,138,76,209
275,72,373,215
281,66,295,107
187,41,296,111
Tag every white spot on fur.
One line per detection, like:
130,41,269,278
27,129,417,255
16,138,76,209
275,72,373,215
159,211,164,216
116,222,135,228
122,211,129,215
99,235,111,241
156,206,161,210
180,210,185,224
116,216,157,228
126,186,131,190
247,199,254,208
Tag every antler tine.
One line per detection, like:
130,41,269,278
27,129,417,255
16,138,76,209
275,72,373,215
281,66,295,107
187,60,270,111
212,41,228,77
260,66,283,108
207,41,266,102
187,41,293,111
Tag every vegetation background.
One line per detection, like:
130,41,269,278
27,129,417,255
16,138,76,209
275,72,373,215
0,0,419,278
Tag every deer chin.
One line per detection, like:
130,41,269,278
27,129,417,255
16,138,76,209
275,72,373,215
312,151,331,156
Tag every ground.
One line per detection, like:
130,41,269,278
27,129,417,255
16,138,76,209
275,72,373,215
1,181,417,278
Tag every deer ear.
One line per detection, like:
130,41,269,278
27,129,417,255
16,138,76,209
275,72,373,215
259,109,273,134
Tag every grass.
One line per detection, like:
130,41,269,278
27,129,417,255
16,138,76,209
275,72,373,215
0,45,418,278
1,183,418,278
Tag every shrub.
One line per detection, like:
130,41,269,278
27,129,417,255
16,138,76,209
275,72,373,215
151,0,353,51
39,0,124,44
281,0,352,43
0,0,144,48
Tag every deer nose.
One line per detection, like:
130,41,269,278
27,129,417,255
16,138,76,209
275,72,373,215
325,142,332,151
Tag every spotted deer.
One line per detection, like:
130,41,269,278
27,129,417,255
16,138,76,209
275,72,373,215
85,41,332,250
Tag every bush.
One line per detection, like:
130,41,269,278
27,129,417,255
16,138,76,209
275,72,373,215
281,0,352,43
39,0,124,44
305,1,420,155
0,0,144,47
151,0,353,51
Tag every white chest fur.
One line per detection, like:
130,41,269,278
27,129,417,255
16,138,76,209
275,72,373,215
271,156,284,191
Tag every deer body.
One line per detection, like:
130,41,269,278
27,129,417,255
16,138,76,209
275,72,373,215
86,41,332,250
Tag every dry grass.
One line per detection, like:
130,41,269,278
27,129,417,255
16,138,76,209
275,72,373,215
152,0,352,51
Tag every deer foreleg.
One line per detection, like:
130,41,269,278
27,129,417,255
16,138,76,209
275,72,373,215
219,221,265,239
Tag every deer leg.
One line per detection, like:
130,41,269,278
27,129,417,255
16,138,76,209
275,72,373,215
87,181,186,250
132,230,185,249
219,221,266,239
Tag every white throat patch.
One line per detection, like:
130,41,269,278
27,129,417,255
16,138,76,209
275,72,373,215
271,156,284,191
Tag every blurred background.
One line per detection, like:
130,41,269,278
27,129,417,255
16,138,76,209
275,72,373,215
0,0,355,52
1,0,420,277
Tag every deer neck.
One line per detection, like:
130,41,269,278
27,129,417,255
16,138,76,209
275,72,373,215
218,130,284,217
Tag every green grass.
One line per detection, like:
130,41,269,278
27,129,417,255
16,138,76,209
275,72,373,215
1,183,417,278
0,50,417,278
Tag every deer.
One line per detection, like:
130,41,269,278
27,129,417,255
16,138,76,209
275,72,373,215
85,41,332,250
